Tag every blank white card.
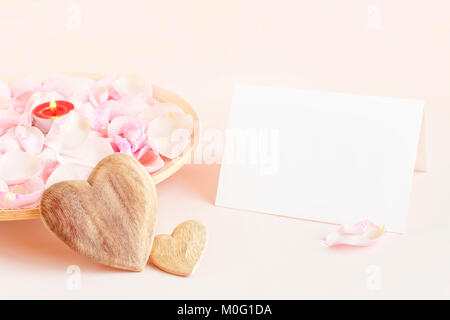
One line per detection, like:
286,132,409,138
216,85,425,233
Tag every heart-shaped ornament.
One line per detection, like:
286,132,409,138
40,153,158,271
150,220,208,276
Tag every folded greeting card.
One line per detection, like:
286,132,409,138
216,85,425,233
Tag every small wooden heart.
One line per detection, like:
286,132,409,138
40,153,158,271
150,220,208,276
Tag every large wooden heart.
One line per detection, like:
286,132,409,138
40,153,158,271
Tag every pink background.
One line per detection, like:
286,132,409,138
0,0,449,299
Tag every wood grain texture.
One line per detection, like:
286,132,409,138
40,153,158,272
150,220,208,277
0,72,199,221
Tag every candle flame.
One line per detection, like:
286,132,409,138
50,100,57,111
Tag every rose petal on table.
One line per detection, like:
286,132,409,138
324,220,386,247
137,147,165,173
0,151,44,185
147,112,194,159
14,125,45,155
45,163,93,188
57,134,115,167
0,128,22,154
111,75,152,99
106,96,150,120
0,176,45,209
45,111,90,153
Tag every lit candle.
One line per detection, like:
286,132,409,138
32,100,74,133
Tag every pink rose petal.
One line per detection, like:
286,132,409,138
0,177,45,209
10,77,45,114
0,110,25,132
106,96,150,120
0,98,12,110
0,128,21,154
138,102,183,123
14,125,44,155
123,121,147,152
42,74,73,97
9,77,42,98
78,102,110,134
94,104,111,132
41,160,59,184
39,146,58,162
43,74,94,101
0,98,12,111
0,151,44,185
57,134,114,167
108,116,135,137
325,220,386,247
12,91,33,114
147,112,194,159
111,135,132,155
45,111,90,153
45,163,93,188
89,86,109,108
38,147,59,183
93,75,117,99
78,102,97,124
111,75,152,99
137,147,165,173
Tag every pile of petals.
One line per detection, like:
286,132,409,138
0,74,194,209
